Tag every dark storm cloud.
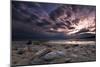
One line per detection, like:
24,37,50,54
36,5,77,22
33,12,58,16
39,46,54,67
12,1,96,40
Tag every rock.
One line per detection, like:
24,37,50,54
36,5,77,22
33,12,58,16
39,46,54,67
17,59,30,65
30,58,44,65
42,51,66,61
64,46,70,49
72,44,79,47
17,48,25,55
34,48,52,58
64,58,72,63
46,44,52,48
26,40,32,45
70,54,78,58
12,47,18,50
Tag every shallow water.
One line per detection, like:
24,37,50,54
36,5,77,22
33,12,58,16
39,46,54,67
46,40,95,45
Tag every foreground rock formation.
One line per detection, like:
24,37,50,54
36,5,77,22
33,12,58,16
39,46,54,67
12,40,96,66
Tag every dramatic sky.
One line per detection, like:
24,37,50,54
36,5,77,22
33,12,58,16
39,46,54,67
12,1,96,40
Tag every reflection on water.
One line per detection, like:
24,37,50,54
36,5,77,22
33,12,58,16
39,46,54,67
47,40,95,45
44,37,96,46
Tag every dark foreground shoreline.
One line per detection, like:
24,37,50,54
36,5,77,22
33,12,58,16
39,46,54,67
11,40,96,66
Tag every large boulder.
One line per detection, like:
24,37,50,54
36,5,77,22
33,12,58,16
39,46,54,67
42,51,66,61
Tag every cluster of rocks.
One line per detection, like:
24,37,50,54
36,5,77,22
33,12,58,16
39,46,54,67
12,41,96,66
